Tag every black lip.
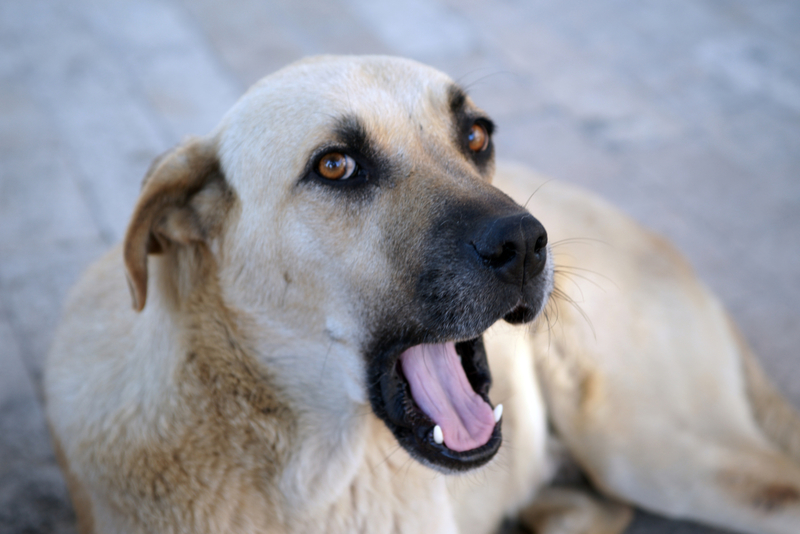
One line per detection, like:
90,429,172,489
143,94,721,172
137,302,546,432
503,302,537,324
372,337,502,473
417,422,503,467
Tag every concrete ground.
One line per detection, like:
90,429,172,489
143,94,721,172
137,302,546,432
1,0,798,532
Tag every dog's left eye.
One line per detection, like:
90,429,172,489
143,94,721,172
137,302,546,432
317,152,357,181
467,123,489,153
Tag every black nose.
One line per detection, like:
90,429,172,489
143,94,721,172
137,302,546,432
472,213,547,287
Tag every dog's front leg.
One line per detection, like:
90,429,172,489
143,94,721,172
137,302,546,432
516,487,632,534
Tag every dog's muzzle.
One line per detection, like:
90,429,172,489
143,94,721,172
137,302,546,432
367,200,551,473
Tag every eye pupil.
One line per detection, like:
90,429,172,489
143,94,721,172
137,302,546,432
468,123,488,152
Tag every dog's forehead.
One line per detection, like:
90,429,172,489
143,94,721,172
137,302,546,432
258,56,456,119
216,56,476,196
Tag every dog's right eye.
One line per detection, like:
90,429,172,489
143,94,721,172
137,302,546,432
317,152,357,181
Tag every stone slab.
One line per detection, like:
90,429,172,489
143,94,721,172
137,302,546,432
0,316,75,534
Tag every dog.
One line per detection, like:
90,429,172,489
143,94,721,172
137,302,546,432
44,55,800,534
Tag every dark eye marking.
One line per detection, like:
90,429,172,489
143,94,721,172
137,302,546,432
448,84,469,117
300,115,389,193
447,84,495,169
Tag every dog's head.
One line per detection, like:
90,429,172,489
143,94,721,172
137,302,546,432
123,56,552,473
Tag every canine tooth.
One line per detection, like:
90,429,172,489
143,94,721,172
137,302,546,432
493,404,503,423
433,425,444,444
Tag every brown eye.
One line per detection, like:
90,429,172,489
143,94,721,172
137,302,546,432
318,152,356,180
467,123,489,152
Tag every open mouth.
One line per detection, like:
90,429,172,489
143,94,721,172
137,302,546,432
377,336,502,472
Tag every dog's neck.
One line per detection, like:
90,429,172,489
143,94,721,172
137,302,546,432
279,414,460,533
241,313,377,512
160,246,409,523
176,295,453,531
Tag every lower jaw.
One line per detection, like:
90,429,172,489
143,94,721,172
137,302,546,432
404,420,503,472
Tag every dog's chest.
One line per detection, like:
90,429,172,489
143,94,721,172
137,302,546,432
275,417,460,534
318,444,460,533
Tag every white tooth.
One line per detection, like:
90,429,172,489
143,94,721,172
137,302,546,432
433,425,444,445
493,404,503,423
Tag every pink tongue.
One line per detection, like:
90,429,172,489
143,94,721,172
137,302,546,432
399,343,495,452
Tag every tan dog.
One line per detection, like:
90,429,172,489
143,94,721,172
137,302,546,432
44,56,800,534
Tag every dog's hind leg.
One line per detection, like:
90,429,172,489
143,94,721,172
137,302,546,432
697,320,800,532
569,348,800,533
628,437,800,533
531,297,800,534
621,315,800,533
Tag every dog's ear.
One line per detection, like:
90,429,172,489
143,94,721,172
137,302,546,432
123,137,232,311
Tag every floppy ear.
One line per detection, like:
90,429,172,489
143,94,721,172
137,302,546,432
123,137,232,311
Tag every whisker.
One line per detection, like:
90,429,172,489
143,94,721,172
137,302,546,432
554,270,606,295
375,443,404,470
553,272,588,302
540,299,560,353
457,69,517,91
556,264,612,277
546,300,559,332
548,237,609,248
551,289,596,340
545,307,555,353
523,179,556,210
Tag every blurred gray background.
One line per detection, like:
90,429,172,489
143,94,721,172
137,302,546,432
1,0,798,532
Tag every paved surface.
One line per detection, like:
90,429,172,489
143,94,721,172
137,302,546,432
1,0,798,532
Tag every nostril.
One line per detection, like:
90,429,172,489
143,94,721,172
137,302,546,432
534,232,547,254
474,241,517,270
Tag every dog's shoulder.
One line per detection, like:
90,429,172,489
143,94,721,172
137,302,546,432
45,245,298,532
